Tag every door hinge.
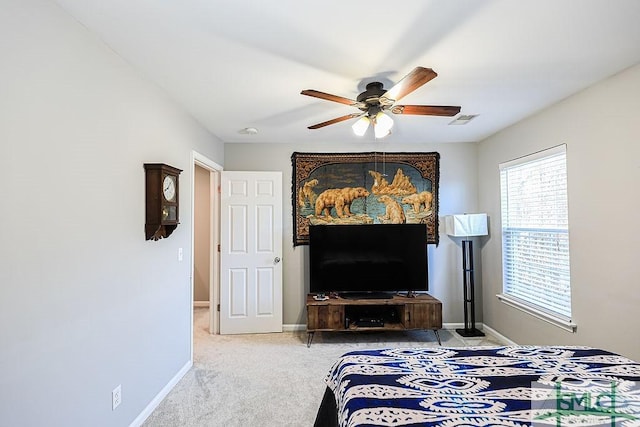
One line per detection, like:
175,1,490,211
217,304,221,312
217,244,221,252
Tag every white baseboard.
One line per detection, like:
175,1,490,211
130,359,193,427
482,324,518,346
193,301,209,308
442,322,467,330
443,322,517,345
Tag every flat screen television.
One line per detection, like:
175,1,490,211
309,224,428,298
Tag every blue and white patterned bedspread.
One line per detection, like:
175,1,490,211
324,346,640,426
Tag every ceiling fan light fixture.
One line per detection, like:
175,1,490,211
352,116,370,136
374,112,393,139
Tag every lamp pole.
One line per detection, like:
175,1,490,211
445,213,488,339
455,239,484,337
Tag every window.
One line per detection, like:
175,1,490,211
498,145,575,331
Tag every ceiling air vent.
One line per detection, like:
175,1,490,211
449,114,478,125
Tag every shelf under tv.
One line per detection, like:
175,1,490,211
305,293,442,347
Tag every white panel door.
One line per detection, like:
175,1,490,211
220,171,283,334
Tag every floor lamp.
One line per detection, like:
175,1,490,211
445,213,488,337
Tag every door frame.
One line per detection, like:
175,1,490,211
191,151,223,349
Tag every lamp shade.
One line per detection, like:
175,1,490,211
373,112,392,139
352,116,370,136
445,213,488,237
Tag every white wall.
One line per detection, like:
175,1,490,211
477,64,640,360
224,142,481,327
0,0,223,425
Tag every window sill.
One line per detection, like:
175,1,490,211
496,294,577,333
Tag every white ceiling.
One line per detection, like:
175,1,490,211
54,0,640,144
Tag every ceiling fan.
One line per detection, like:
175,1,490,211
301,67,461,138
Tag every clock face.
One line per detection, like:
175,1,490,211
163,175,176,202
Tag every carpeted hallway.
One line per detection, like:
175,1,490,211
143,308,505,426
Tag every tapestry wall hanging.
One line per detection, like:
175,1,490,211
291,152,440,246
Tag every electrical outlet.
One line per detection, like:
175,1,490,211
112,385,122,410
178,247,183,261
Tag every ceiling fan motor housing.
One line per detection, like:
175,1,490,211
357,82,385,103
356,82,387,114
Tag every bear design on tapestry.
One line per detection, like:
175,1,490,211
315,187,370,218
377,195,406,224
401,191,433,214
298,178,319,208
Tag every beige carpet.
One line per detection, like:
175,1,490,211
143,308,506,427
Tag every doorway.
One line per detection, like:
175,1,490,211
193,164,212,307
192,151,222,338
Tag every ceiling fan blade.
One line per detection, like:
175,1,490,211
301,89,358,106
307,113,363,129
381,67,438,104
390,105,461,117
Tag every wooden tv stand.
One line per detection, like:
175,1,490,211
306,293,442,347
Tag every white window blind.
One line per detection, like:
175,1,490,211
499,145,572,324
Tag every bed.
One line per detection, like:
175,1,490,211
313,346,640,426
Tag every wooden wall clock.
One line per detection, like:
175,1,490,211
144,163,183,241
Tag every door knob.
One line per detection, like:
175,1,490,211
274,257,281,264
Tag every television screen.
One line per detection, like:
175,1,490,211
309,224,428,297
